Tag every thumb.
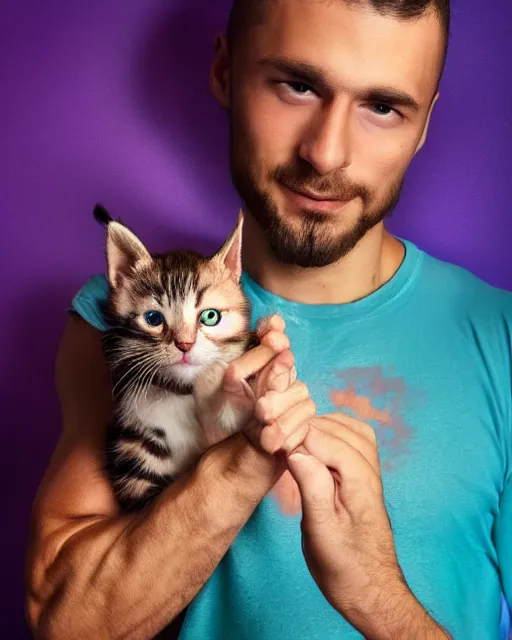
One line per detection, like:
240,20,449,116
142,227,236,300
287,450,334,513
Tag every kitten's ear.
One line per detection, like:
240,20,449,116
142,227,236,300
215,209,244,281
105,221,152,288
93,203,114,226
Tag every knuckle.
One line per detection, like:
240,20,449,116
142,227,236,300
272,416,286,436
282,423,309,451
305,398,317,414
352,418,376,443
258,314,281,336
365,425,378,444
276,333,291,348
258,333,272,348
295,380,310,397
256,393,278,422
270,313,285,328
263,331,288,351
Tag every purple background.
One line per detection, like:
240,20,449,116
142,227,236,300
2,1,512,637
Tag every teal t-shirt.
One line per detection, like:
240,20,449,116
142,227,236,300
71,238,512,639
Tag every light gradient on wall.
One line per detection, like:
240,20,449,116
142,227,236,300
2,1,511,636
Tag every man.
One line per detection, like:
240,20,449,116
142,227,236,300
25,0,512,638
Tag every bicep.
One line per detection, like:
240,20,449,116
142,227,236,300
26,314,131,632
30,314,119,554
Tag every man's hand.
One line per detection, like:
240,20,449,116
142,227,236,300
223,313,296,402
194,317,315,521
286,413,452,640
198,314,312,449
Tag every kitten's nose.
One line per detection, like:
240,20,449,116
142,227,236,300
175,341,194,353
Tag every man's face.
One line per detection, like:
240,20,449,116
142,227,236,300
216,0,444,267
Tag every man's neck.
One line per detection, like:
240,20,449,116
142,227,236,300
241,216,405,305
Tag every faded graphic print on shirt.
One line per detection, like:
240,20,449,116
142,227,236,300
271,365,422,515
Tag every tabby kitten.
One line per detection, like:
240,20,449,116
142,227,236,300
94,204,258,512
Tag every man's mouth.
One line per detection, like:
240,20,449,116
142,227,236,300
282,183,350,212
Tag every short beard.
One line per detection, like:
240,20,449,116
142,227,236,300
229,127,403,268
260,189,402,268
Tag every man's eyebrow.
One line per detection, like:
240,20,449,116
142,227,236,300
360,88,421,111
257,57,421,110
257,57,331,92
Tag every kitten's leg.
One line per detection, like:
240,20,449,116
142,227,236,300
194,361,255,446
105,418,176,512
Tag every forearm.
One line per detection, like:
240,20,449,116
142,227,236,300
32,434,278,640
347,578,452,640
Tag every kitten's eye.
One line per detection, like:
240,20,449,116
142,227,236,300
144,310,165,327
199,309,221,327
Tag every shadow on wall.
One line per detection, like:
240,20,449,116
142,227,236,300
132,1,236,217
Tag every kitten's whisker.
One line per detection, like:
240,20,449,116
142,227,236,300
112,353,162,395
135,362,157,403
127,356,163,401
122,362,155,404
111,343,165,359
110,349,155,365
131,359,162,405
113,360,148,395
145,365,161,401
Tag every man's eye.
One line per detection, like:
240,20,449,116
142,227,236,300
287,81,313,94
371,103,394,116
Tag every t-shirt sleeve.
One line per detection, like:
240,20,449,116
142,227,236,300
68,273,110,332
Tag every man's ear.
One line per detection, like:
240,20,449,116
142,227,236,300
415,92,440,154
210,34,231,109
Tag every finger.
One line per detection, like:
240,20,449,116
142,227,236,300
254,380,310,424
310,416,380,473
254,350,295,397
286,450,334,513
255,314,286,338
302,427,379,488
259,330,290,352
321,412,378,447
223,344,288,396
258,398,316,455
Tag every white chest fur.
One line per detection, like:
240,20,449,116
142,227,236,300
120,387,204,474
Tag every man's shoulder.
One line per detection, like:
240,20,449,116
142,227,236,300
418,245,512,317
69,273,110,332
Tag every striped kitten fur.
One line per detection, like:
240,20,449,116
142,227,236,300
94,204,258,512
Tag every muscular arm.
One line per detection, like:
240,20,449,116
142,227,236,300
25,315,283,640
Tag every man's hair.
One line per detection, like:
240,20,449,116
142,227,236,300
227,0,451,77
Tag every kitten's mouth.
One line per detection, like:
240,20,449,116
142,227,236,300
170,357,203,371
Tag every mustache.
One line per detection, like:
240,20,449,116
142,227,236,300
273,163,370,201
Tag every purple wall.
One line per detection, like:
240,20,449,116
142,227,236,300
2,1,511,636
